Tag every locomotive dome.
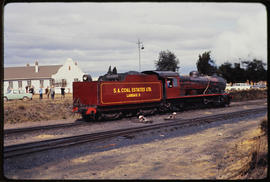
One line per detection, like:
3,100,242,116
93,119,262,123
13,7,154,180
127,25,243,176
189,71,199,77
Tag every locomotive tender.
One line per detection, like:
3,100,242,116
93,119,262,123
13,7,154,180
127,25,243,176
73,70,231,121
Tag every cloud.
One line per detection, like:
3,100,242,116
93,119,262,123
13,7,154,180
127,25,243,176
4,2,267,76
212,8,267,65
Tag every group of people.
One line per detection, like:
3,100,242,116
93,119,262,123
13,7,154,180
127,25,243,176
43,86,56,100
26,85,65,100
42,86,65,100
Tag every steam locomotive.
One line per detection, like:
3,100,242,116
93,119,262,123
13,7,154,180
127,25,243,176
72,70,231,121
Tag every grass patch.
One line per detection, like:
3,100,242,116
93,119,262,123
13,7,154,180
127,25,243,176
233,116,268,179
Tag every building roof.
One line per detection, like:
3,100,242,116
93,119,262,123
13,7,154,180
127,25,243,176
4,65,62,80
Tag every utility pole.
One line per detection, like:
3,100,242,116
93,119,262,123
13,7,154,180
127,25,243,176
136,39,144,72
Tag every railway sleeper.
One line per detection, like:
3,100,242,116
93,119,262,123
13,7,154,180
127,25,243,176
99,112,123,121
137,108,158,116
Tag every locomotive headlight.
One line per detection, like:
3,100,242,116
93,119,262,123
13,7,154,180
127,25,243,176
83,75,88,81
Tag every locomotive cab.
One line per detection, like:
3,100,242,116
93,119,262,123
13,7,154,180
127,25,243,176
142,71,181,99
165,77,181,99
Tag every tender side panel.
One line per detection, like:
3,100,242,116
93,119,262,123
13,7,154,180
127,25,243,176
100,81,162,106
73,81,98,106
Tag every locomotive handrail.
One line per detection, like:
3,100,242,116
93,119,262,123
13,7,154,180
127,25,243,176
203,76,211,94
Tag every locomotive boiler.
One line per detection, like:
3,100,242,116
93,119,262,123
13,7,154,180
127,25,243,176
73,70,231,121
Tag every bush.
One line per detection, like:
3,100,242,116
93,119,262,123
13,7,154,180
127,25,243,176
229,89,267,102
18,105,25,110
260,117,268,135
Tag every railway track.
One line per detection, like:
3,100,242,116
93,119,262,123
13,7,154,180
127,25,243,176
4,121,87,135
4,100,266,135
4,107,267,159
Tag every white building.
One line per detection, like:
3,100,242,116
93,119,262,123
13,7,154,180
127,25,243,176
4,58,85,94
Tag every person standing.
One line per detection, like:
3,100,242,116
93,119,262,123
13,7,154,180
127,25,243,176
61,87,65,99
45,86,50,99
25,85,29,93
50,85,55,100
29,86,34,100
39,86,43,100
7,86,11,93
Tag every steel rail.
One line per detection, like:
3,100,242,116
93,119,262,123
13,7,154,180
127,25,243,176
4,107,267,158
4,122,88,135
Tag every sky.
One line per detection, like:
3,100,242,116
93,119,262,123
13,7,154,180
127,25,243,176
4,2,267,78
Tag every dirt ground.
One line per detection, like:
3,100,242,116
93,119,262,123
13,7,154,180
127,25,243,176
3,94,80,124
5,115,267,180
3,91,268,179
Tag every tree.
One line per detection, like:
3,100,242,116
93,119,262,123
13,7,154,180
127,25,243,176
217,62,233,83
242,59,267,83
218,62,246,84
231,63,246,83
155,50,180,72
217,58,267,84
196,51,217,76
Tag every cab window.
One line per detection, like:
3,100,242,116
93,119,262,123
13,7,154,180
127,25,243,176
167,79,173,88
167,78,178,88
173,78,178,87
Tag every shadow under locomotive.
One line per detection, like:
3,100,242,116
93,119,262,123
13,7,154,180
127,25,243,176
72,70,231,121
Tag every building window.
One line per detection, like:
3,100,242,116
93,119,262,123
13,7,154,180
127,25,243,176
50,79,55,86
74,78,78,82
53,79,67,87
61,79,67,87
9,81,13,89
18,81,22,88
68,66,71,71
40,80,44,88
27,80,31,86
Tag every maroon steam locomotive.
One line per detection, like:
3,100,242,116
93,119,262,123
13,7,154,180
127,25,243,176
72,70,231,121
